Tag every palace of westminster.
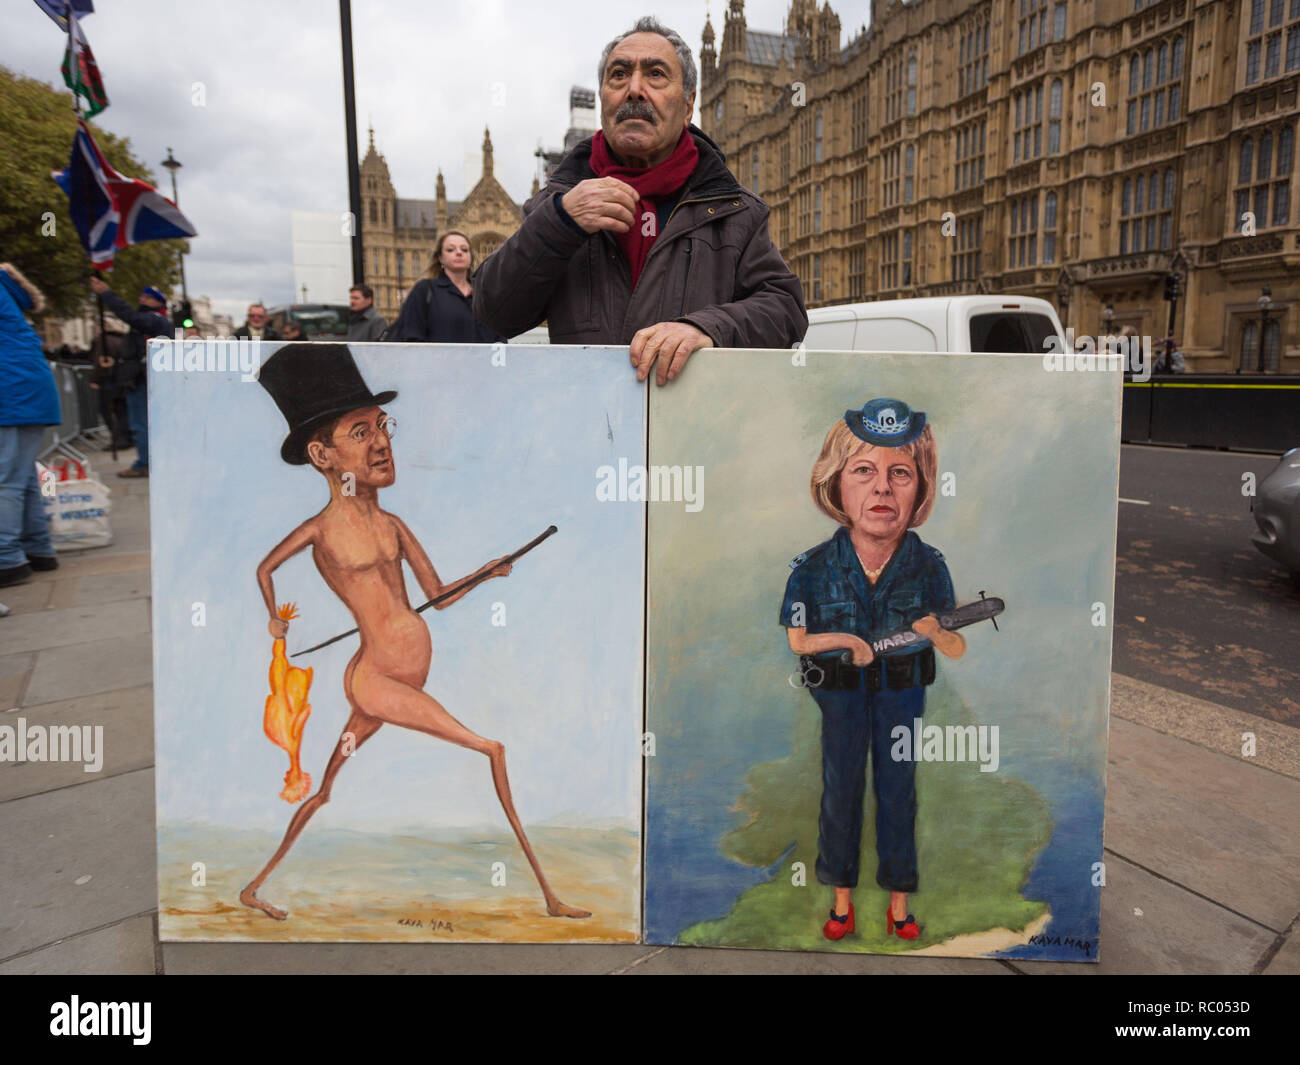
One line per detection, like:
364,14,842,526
360,0,1298,371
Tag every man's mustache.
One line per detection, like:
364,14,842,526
616,101,657,123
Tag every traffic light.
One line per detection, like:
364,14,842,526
171,299,195,330
1164,273,1181,302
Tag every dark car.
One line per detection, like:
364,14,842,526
1251,446,1300,583
266,303,349,340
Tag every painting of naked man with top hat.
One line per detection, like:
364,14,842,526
150,340,643,943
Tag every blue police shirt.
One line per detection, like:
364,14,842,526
779,527,955,651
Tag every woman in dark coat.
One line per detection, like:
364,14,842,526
388,230,504,344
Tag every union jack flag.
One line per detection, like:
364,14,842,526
52,119,197,271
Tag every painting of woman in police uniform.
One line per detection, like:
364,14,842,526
645,347,1118,959
779,399,969,942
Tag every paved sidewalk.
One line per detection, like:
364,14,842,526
1,461,1297,975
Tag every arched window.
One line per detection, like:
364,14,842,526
1258,132,1273,179
1044,191,1057,263
1239,139,1254,184
1241,320,1259,369
1143,50,1153,90
1157,43,1168,84
1129,55,1140,93
1279,127,1295,174
381,201,388,224
1263,320,1281,372
368,200,377,224
1147,172,1159,211
1121,178,1131,214
1163,168,1176,208
1049,79,1063,153
1135,174,1146,211
1171,37,1184,76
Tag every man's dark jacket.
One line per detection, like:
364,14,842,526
347,304,388,342
232,322,283,341
97,290,172,389
473,125,807,348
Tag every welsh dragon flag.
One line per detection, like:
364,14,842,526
61,14,108,116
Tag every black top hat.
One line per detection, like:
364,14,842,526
258,342,397,465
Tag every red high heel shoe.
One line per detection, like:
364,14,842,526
822,902,855,941
886,907,920,939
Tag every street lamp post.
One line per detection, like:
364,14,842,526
1256,285,1272,373
1102,299,1114,349
160,148,188,304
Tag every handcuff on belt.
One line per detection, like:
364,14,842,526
797,646,937,692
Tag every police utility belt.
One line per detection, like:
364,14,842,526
799,646,936,692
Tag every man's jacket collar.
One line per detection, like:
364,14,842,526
550,124,739,200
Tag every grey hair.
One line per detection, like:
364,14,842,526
598,16,698,97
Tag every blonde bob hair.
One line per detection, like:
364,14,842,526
810,417,938,529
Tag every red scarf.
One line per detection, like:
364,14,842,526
589,128,699,287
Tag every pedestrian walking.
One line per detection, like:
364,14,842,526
387,232,503,343
346,284,388,342
89,329,133,450
232,303,282,341
90,276,172,478
0,262,61,587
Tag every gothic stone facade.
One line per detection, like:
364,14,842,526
700,0,1300,371
359,128,523,323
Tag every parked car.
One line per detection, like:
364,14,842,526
266,304,350,340
1251,447,1300,583
803,295,1066,354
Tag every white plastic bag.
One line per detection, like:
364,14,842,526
37,460,114,551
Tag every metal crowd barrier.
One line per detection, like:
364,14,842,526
37,361,109,463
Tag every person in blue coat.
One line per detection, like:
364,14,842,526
780,398,968,943
0,263,61,586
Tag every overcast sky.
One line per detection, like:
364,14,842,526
7,1,869,321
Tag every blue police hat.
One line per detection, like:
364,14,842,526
140,286,167,307
844,398,927,447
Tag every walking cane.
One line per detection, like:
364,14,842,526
291,525,558,658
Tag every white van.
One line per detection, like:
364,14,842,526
803,295,1066,354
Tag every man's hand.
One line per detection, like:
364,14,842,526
560,178,639,234
268,617,288,639
630,321,714,385
490,558,513,579
89,276,109,295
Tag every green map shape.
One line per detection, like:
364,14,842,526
680,677,1052,953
